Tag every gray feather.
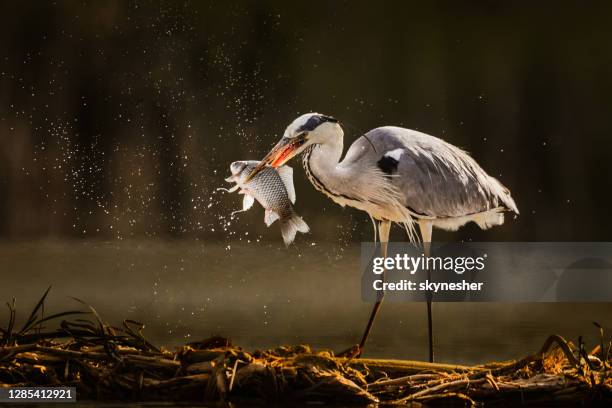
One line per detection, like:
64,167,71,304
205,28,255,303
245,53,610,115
342,126,519,218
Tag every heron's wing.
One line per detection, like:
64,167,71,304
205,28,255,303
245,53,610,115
276,165,296,203
342,126,518,218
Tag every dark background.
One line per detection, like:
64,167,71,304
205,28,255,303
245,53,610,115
1,1,611,243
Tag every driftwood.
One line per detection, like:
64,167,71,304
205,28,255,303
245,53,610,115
0,290,611,405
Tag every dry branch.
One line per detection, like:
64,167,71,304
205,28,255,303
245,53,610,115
0,293,611,405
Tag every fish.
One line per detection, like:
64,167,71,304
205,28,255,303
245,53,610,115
223,160,309,245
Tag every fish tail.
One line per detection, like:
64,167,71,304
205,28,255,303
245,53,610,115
280,213,310,246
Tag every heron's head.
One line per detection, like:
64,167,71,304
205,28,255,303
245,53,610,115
246,113,342,181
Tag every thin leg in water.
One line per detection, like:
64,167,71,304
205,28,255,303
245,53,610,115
358,220,391,356
419,220,434,363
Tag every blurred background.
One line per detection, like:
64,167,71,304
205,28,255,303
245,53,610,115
1,1,611,363
1,0,611,242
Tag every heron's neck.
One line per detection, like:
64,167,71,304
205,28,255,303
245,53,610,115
302,138,350,200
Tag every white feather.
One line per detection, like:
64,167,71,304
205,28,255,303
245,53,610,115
384,148,404,161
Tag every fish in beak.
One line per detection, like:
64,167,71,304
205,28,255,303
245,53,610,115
245,134,307,182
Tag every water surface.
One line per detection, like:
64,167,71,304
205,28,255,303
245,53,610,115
1,240,610,365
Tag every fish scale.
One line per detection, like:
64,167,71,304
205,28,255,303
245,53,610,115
246,165,292,218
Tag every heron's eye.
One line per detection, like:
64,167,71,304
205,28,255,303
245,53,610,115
291,131,307,139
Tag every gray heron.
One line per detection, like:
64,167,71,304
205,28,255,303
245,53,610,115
247,113,519,361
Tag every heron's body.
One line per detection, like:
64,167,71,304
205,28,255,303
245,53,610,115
301,125,518,237
249,113,519,360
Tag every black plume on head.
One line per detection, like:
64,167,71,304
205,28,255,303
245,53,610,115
298,114,338,133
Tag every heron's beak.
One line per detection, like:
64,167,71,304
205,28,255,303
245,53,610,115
245,134,307,182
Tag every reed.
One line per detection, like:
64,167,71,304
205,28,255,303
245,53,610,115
1,289,610,405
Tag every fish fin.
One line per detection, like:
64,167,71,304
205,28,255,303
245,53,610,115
229,194,255,217
280,213,310,246
216,185,240,193
264,210,280,226
276,165,296,204
242,194,255,211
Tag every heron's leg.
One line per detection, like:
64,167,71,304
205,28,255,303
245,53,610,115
418,220,434,363
358,220,391,356
369,215,378,243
